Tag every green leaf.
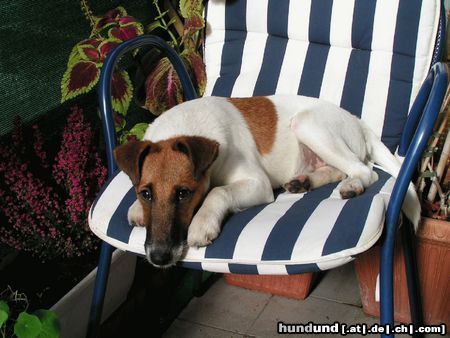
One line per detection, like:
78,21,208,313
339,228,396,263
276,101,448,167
34,310,60,338
14,312,42,338
179,0,203,19
67,46,83,68
155,9,170,20
148,21,163,32
119,123,149,144
129,123,149,140
0,301,9,329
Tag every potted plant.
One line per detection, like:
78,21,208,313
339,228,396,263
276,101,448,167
354,92,450,326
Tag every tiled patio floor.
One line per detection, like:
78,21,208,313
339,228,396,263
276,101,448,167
163,263,440,338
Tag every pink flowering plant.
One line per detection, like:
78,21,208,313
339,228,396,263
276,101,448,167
0,107,107,262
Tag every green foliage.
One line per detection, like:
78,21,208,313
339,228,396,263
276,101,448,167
1,288,60,338
0,301,9,330
61,6,142,116
61,1,206,143
143,0,205,116
119,123,149,143
14,313,42,338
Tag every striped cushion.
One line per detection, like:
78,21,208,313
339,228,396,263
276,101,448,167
204,0,440,152
89,169,395,274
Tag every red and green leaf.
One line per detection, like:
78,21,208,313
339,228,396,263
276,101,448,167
108,22,144,42
77,45,100,62
114,112,126,132
182,51,206,96
94,6,128,31
111,70,133,116
98,39,121,59
183,14,205,37
145,57,183,115
61,61,100,103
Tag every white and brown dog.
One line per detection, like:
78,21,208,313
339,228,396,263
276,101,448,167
114,95,418,268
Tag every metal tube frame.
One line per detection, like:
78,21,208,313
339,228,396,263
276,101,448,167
87,14,448,336
86,35,197,338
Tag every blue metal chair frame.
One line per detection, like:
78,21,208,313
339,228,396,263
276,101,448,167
87,35,197,338
86,32,448,338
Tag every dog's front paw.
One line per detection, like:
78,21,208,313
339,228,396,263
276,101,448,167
187,213,221,247
127,200,145,226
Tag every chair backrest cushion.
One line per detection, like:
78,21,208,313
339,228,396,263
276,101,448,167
204,0,441,152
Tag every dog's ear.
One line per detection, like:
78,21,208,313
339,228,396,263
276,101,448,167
113,141,157,186
172,136,219,180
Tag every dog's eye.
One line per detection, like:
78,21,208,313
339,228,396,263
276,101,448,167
140,188,152,201
177,188,191,201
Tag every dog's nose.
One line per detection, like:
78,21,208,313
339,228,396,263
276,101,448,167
150,248,172,266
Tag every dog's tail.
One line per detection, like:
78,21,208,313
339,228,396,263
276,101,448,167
361,122,421,230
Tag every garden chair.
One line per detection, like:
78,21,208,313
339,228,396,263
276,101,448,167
86,1,448,337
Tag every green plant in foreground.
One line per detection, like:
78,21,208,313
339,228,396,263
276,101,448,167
0,288,60,338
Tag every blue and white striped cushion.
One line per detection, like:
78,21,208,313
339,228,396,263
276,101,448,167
88,0,440,275
89,169,395,274
204,0,440,152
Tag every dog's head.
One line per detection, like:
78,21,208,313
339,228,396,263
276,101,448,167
114,136,219,268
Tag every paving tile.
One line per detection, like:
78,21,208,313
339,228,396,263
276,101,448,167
178,277,272,334
311,262,362,306
247,294,383,337
163,319,253,338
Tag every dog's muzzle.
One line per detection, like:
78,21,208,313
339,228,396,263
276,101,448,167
144,242,184,268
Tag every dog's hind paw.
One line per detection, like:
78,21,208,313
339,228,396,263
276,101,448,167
284,175,311,193
338,178,364,199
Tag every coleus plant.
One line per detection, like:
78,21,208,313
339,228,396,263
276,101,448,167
61,6,143,117
144,0,206,115
61,0,206,142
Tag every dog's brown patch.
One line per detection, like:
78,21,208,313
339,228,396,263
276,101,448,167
228,97,277,155
126,137,218,249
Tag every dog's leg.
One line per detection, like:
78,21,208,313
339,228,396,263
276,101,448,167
187,178,273,247
284,166,346,193
291,113,378,198
127,200,145,226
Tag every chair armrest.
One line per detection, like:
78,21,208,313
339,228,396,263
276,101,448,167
97,35,198,178
386,62,448,232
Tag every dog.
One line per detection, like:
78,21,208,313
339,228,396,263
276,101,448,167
114,95,419,268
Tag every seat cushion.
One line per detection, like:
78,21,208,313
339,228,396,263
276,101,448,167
89,169,395,275
204,0,440,152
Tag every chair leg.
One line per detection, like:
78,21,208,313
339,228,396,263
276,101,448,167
401,222,424,337
380,227,395,338
191,270,219,297
86,241,114,338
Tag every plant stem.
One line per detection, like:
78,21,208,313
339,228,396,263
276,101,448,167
80,0,97,29
153,0,180,50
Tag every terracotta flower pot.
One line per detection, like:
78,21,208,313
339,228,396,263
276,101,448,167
224,273,317,300
355,217,450,326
